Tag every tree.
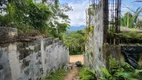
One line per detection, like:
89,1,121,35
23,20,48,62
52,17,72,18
121,7,142,28
63,30,85,55
0,0,70,38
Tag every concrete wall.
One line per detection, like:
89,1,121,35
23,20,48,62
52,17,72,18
84,32,94,69
84,0,106,77
0,38,69,80
84,5,95,69
93,0,105,73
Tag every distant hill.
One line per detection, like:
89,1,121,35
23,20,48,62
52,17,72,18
68,25,86,31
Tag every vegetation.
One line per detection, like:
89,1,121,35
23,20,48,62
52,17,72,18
117,31,142,43
77,58,142,80
121,7,142,29
100,58,142,80
84,26,94,41
42,69,69,80
0,0,70,38
88,7,94,16
108,30,142,43
62,30,85,55
79,68,97,80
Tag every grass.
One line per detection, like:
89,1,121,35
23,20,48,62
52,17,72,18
42,69,69,80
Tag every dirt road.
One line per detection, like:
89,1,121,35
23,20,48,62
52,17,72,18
64,66,79,80
64,55,83,80
69,55,84,64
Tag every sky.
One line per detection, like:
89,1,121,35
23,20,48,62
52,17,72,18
59,0,142,31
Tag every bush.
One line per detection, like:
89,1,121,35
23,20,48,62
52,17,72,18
79,68,97,80
100,58,142,80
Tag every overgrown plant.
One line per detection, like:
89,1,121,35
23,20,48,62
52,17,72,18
108,30,142,43
84,26,94,41
100,58,142,80
121,7,142,28
117,31,142,43
79,68,97,80
0,0,70,38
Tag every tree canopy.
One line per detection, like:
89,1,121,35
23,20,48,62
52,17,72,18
0,0,70,38
62,30,85,55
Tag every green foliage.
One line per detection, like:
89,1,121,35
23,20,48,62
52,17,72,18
85,26,93,34
42,69,69,80
88,4,94,16
117,31,142,43
108,29,142,43
62,30,85,55
121,12,134,28
88,8,94,16
79,68,97,80
100,58,142,80
85,26,94,40
0,0,70,38
121,7,142,29
27,2,52,33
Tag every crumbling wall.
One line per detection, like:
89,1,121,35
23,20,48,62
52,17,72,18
84,33,94,69
93,0,105,72
84,5,95,69
84,0,107,77
103,44,142,69
0,28,69,80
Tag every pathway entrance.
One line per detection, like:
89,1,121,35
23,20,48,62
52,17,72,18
69,55,84,64
64,55,83,80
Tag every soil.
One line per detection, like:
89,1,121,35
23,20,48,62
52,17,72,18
64,55,83,80
69,55,84,64
64,65,79,80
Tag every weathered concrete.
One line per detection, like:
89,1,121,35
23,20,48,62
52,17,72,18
85,0,106,77
0,38,69,80
84,5,95,70
84,32,94,69
0,27,17,41
93,0,105,74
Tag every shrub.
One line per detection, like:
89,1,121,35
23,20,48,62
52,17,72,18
79,68,97,80
100,58,142,80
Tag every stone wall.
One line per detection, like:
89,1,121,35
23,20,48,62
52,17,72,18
84,32,94,69
0,38,69,80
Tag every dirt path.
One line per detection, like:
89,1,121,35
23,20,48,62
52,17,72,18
69,55,84,64
64,55,83,80
64,65,79,80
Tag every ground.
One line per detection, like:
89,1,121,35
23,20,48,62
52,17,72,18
69,55,84,64
64,55,83,80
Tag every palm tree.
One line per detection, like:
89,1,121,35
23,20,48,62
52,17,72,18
121,7,142,28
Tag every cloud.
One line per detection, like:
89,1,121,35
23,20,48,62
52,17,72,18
64,0,89,27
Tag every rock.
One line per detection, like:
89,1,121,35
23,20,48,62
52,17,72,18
75,61,82,67
64,64,73,70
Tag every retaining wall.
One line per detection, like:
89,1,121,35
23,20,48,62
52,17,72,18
0,38,69,80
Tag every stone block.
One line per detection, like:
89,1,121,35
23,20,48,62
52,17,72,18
0,27,17,41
